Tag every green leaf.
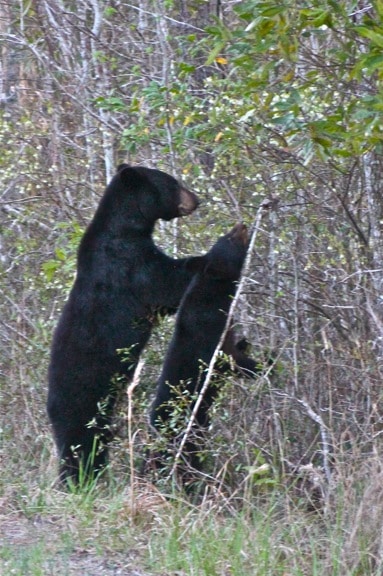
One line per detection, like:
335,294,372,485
205,41,226,65
257,4,286,18
300,8,333,28
55,248,66,261
355,26,383,48
41,260,58,282
353,53,383,77
94,96,126,112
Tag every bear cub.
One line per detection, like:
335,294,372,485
149,223,255,477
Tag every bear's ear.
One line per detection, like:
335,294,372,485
186,256,208,274
116,163,131,172
117,165,145,188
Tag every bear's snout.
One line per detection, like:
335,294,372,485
230,222,248,246
178,187,199,216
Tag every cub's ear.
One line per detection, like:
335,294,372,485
186,256,208,274
235,338,251,353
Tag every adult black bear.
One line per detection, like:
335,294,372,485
149,223,261,476
47,164,200,484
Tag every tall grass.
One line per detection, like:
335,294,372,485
2,410,383,576
2,295,383,575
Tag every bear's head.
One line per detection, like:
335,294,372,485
116,164,199,222
188,223,249,280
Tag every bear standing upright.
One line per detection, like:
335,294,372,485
150,223,257,475
47,164,200,484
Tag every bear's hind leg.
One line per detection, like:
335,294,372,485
54,423,109,487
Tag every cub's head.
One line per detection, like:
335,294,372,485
188,223,249,280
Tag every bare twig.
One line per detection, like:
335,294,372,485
127,359,144,517
125,4,204,31
366,293,383,338
295,396,332,485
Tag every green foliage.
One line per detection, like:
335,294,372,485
3,2,383,573
41,222,83,287
108,1,383,173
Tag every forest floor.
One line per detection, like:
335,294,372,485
0,478,167,576
2,388,383,576
2,464,383,576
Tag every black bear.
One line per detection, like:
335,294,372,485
47,164,200,484
149,223,260,477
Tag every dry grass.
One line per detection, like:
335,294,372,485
2,417,383,576
2,266,383,574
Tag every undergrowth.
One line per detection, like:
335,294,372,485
2,254,383,575
2,360,383,576
2,457,383,575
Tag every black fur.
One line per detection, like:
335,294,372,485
47,164,199,483
150,223,254,473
